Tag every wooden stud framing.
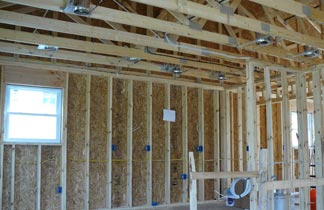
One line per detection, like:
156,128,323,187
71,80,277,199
246,62,257,210
197,88,204,200
0,67,4,210
127,80,133,207
219,91,226,194
213,90,220,198
146,81,153,206
165,83,171,204
191,171,259,180
106,77,113,209
84,75,91,210
189,152,197,210
313,70,324,210
296,73,310,210
264,67,274,210
225,91,231,188
36,145,42,210
61,72,69,210
10,145,15,210
182,86,188,203
237,88,243,172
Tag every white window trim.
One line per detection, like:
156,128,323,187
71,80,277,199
4,84,63,144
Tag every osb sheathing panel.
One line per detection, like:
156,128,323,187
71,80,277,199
89,76,108,209
152,83,166,205
2,145,11,209
187,88,199,167
203,90,214,200
272,103,282,180
41,146,61,210
67,73,87,210
14,145,37,210
170,85,182,204
132,81,148,207
111,78,128,208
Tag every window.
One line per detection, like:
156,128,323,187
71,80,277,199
290,111,314,148
4,85,63,144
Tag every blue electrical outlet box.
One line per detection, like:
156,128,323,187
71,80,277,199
196,145,203,152
181,173,187,180
145,145,151,152
56,186,62,194
112,144,116,151
152,202,158,206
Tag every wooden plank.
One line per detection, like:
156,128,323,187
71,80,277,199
10,145,15,210
197,88,204,201
263,178,324,191
84,75,91,210
146,82,153,206
246,62,257,210
313,70,324,210
165,84,171,204
189,152,197,210
225,91,231,188
296,73,310,210
182,86,188,203
61,73,69,210
219,91,227,194
259,149,268,209
213,90,220,199
127,80,133,207
264,67,274,210
36,145,42,210
191,171,259,180
0,67,4,210
107,77,113,209
237,88,243,172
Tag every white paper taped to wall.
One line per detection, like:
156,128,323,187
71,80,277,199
163,109,176,122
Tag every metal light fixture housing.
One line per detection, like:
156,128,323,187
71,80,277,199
255,33,273,46
64,0,91,15
303,46,320,58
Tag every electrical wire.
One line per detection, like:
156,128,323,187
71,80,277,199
226,178,252,199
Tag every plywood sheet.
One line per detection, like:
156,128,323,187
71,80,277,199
152,83,166,205
67,73,87,210
170,85,182,203
132,81,148,206
89,76,108,209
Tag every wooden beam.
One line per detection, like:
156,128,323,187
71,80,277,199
146,81,153,206
165,84,171,204
237,88,243,172
296,73,310,210
127,80,133,207
249,0,324,24
246,61,257,210
191,171,259,180
219,91,227,194
130,0,324,50
264,67,274,210
36,145,42,210
0,29,244,76
189,152,197,210
106,77,113,209
84,75,91,210
0,67,4,210
313,69,324,210
263,178,324,191
213,90,220,198
182,86,188,203
198,88,204,201
0,2,13,8
61,72,69,210
225,91,231,187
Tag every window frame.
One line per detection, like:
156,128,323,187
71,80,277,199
4,84,63,144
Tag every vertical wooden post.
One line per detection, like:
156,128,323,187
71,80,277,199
106,77,113,209
84,75,91,210
237,88,243,172
182,86,188,203
264,67,274,210
246,61,258,210
189,152,197,210
36,145,42,210
281,71,292,210
10,145,15,210
198,88,204,200
147,81,153,205
313,70,324,210
165,83,171,204
259,149,269,210
213,90,220,198
220,91,227,194
61,72,69,210
296,73,310,210
0,67,4,210
225,91,231,187
127,80,133,207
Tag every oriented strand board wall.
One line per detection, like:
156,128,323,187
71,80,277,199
67,73,87,210
111,78,129,208
41,146,61,210
132,81,148,206
152,83,166,205
170,85,182,204
89,76,108,209
204,90,214,200
2,145,11,209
